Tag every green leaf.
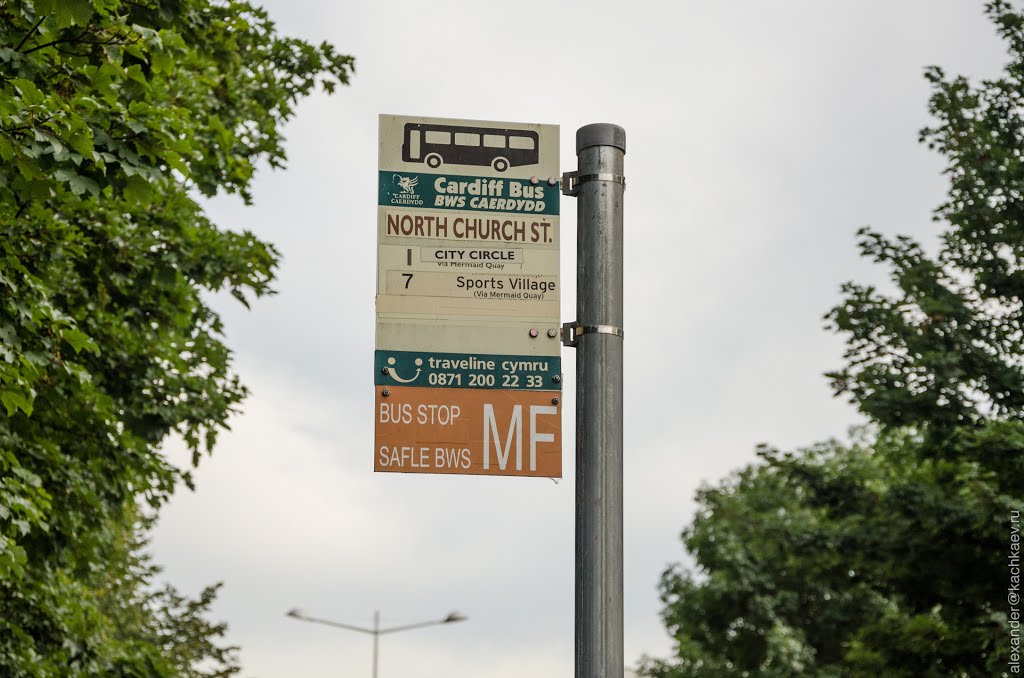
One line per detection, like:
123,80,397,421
60,328,98,355
0,389,33,417
53,168,99,196
0,136,13,162
125,65,147,86
230,288,251,309
162,150,189,176
0,542,27,580
36,0,94,28
151,50,173,74
71,174,100,196
68,130,95,159
124,175,153,204
10,79,44,106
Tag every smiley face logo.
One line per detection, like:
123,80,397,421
385,356,422,383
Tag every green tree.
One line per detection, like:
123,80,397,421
642,425,1021,677
0,0,353,674
89,509,240,677
642,1,1024,676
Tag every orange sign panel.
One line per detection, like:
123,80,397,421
375,385,561,477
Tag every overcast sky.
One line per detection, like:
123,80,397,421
151,2,1006,676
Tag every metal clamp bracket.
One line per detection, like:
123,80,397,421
561,171,627,197
561,321,625,347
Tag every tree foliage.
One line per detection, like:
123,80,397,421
643,425,1022,677
643,2,1024,676
826,1,1024,432
0,0,352,674
90,509,240,677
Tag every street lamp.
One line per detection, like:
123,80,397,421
285,607,467,678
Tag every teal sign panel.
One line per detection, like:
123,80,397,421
374,350,561,391
378,171,559,216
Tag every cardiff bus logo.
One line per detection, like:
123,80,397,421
401,123,539,173
393,174,418,194
387,173,424,207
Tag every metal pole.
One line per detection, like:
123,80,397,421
572,123,625,678
371,610,379,678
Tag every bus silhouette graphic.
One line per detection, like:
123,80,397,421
401,123,539,173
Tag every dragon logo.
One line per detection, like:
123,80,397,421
393,174,419,195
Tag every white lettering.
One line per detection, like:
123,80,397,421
529,406,557,471
483,404,522,470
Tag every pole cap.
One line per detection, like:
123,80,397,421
576,124,626,154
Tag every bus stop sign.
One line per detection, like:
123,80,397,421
374,114,561,477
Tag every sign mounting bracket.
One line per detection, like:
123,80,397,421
561,321,625,348
561,171,626,197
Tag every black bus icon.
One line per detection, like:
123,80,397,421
401,123,539,173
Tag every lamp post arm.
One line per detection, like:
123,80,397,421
295,615,376,635
377,619,446,635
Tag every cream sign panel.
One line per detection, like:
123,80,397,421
375,114,562,477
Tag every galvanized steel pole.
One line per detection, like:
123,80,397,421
569,123,625,678
371,609,379,678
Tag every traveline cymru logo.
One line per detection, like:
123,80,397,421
390,174,424,206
